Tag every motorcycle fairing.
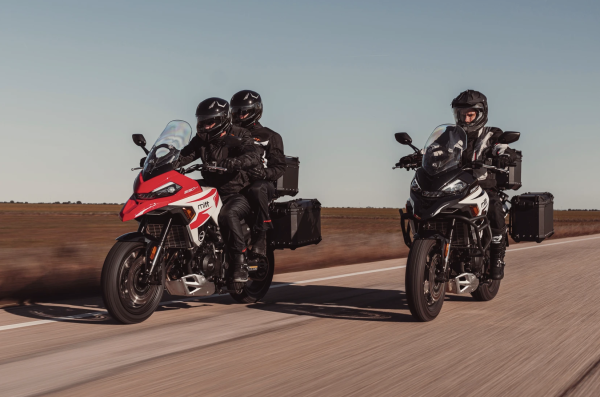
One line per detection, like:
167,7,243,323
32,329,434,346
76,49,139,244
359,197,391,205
120,171,202,222
415,168,474,193
121,171,223,246
456,186,489,215
410,191,462,220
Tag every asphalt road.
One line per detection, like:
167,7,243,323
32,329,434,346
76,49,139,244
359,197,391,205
1,234,600,397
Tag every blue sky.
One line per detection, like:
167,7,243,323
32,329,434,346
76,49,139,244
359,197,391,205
1,0,599,208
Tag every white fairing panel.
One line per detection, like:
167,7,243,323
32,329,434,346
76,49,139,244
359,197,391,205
168,186,222,246
458,186,489,214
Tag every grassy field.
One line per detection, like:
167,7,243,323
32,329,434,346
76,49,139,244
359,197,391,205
1,203,598,301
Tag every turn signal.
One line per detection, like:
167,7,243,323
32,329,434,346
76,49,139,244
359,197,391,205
149,246,158,260
469,205,480,217
182,207,196,221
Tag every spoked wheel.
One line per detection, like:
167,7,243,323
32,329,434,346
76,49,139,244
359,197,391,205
405,239,446,322
230,248,275,304
101,241,163,324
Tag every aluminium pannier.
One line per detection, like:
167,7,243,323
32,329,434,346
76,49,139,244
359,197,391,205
275,156,299,197
510,192,554,243
496,150,522,191
268,199,321,249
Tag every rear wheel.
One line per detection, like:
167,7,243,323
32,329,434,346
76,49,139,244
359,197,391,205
101,241,163,324
405,239,446,322
230,248,275,304
471,279,501,301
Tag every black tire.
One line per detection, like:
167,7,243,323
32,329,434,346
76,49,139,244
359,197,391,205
101,241,163,324
405,239,446,322
230,248,275,304
471,279,501,301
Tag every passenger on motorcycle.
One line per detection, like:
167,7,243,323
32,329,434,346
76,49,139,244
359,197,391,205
451,89,518,280
178,97,262,283
231,90,286,260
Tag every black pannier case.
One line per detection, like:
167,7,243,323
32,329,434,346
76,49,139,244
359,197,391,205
268,199,322,249
275,156,299,197
496,150,522,191
510,192,554,243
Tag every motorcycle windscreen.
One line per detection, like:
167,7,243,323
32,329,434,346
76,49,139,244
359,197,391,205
143,120,193,179
422,124,467,176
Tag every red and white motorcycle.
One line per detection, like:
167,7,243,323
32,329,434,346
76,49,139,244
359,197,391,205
101,120,274,324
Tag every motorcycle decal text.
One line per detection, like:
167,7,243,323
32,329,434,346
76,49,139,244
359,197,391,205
197,201,210,210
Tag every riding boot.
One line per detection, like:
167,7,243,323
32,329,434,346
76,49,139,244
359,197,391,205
250,231,267,258
490,230,506,280
231,253,248,283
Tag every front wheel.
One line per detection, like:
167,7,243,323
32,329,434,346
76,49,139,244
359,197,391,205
405,239,446,322
101,241,163,324
230,248,275,304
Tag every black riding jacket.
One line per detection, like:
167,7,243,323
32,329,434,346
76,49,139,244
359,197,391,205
179,125,261,196
462,126,518,189
247,122,286,181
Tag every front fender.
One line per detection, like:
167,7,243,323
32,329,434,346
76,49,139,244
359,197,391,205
116,231,157,244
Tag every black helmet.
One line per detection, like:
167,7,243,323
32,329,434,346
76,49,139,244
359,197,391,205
451,90,488,133
230,90,263,128
195,97,231,140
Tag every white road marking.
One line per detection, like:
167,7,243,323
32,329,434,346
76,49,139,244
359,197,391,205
1,235,597,332
507,235,600,252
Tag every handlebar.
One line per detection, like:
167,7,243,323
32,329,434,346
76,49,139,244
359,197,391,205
181,164,228,174
479,164,509,174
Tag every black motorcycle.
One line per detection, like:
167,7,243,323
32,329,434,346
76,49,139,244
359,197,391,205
393,124,520,321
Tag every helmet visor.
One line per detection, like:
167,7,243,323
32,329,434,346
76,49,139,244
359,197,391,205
453,107,484,126
196,114,223,130
232,103,260,122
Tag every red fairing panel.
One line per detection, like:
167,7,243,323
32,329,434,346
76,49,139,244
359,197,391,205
119,171,202,222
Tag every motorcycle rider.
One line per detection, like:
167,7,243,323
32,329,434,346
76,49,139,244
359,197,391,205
177,97,261,283
451,89,517,280
230,90,286,259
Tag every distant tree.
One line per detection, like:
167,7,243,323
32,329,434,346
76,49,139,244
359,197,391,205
10,200,14,203
76,201,82,204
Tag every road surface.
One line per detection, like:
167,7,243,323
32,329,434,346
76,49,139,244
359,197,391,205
1,234,600,396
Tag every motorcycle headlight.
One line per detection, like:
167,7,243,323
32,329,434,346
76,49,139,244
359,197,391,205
136,183,182,200
410,178,421,192
441,180,467,195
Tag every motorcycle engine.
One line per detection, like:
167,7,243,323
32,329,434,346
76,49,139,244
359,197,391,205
199,252,217,277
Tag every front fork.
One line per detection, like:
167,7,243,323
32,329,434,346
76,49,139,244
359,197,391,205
440,219,456,279
143,218,172,284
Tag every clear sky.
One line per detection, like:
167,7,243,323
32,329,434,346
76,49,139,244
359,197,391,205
1,0,599,208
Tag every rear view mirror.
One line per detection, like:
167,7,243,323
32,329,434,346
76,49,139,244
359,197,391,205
498,131,520,144
395,132,412,145
132,134,147,147
132,134,149,154
395,132,420,153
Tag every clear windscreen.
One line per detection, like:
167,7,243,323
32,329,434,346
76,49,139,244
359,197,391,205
143,120,192,175
422,124,467,175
